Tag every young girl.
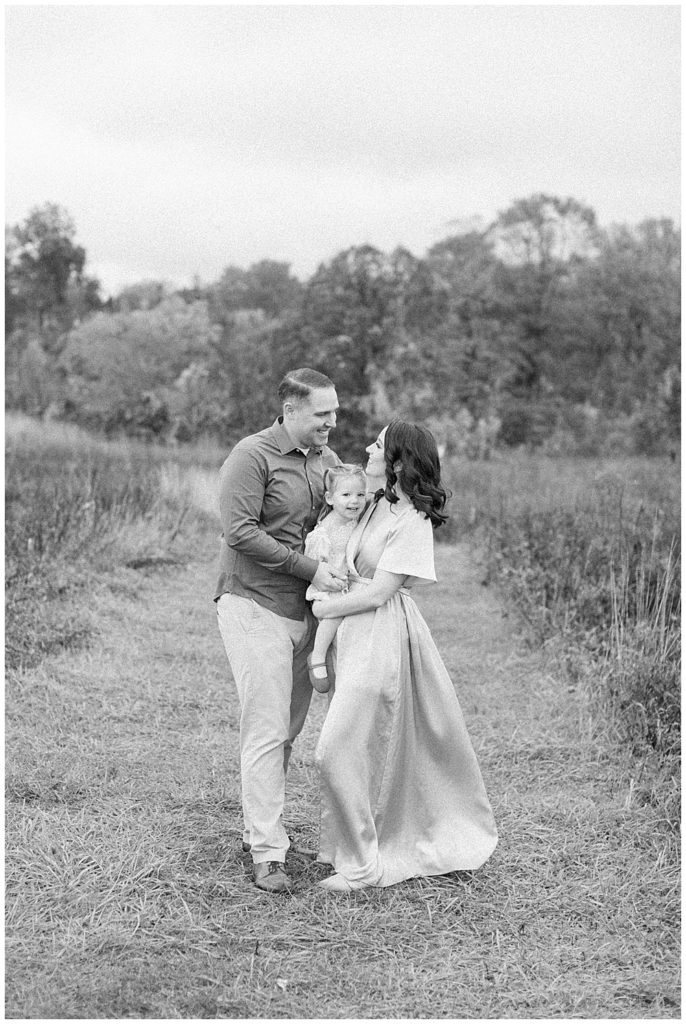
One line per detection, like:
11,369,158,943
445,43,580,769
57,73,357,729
305,464,368,692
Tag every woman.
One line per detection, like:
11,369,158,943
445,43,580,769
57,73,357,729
312,420,498,891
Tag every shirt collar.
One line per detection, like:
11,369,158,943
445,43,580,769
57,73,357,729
271,416,322,456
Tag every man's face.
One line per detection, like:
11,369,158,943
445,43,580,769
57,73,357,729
284,387,339,449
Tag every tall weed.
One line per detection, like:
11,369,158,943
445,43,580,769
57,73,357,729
443,453,680,772
602,547,680,754
5,416,214,669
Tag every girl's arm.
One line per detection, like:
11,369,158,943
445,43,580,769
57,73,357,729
312,568,407,618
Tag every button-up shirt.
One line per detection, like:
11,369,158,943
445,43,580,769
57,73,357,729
214,417,342,619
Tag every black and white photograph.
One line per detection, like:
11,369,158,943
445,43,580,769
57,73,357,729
5,3,680,1019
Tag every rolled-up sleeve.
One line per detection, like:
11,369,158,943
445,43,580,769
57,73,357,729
219,444,318,581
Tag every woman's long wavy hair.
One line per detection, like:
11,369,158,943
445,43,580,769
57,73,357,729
382,420,450,529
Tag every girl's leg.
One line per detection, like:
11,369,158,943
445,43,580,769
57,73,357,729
311,617,342,663
308,617,342,692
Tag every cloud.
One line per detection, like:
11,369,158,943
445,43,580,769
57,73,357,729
5,4,680,294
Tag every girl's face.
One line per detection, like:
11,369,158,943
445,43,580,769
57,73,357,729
326,475,367,520
365,427,387,480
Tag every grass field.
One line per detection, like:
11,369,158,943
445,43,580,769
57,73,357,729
5,416,681,1018
443,450,680,821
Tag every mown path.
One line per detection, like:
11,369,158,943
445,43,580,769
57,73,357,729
5,527,679,1018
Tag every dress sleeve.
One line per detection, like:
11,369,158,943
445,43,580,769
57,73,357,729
304,527,332,563
376,508,436,583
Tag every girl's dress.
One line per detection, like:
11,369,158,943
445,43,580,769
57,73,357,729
315,495,498,887
305,517,357,601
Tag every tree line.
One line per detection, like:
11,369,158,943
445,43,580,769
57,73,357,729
5,196,680,459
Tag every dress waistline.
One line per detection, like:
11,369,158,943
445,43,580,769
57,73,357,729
348,572,410,597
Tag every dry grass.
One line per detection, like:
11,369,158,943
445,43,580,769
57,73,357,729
5,522,680,1018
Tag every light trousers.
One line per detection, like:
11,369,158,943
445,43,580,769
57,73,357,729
216,593,314,864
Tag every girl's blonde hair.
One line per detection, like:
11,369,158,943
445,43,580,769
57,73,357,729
318,463,367,521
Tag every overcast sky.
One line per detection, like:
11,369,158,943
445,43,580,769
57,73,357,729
5,3,681,296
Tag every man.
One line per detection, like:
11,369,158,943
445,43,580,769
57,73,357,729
215,368,346,893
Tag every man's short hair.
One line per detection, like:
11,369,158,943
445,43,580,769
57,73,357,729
278,368,335,405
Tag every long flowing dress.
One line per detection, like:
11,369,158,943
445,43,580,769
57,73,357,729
315,495,498,887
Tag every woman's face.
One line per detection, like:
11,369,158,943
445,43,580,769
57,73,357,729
365,427,387,480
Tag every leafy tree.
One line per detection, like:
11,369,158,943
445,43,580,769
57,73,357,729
206,310,282,440
60,297,218,436
587,219,681,412
491,193,598,266
423,232,505,422
244,260,303,318
285,245,447,453
490,195,599,388
486,195,600,444
8,193,678,458
426,231,497,330
113,280,170,313
659,364,681,444
5,337,61,416
5,203,101,349
208,260,302,321
175,274,206,305
208,265,249,315
283,245,395,452
5,240,22,335
385,246,444,335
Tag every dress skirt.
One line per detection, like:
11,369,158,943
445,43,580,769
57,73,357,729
315,582,498,887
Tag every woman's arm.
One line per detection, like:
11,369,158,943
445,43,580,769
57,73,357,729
312,568,407,618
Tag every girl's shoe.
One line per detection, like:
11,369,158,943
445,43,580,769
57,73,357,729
307,654,331,693
317,873,372,892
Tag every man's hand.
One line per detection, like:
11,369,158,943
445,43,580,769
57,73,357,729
311,562,347,592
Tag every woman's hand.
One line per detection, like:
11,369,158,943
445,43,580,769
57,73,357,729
312,570,407,619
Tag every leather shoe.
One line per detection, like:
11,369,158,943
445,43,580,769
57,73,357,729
307,653,332,693
252,861,292,893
